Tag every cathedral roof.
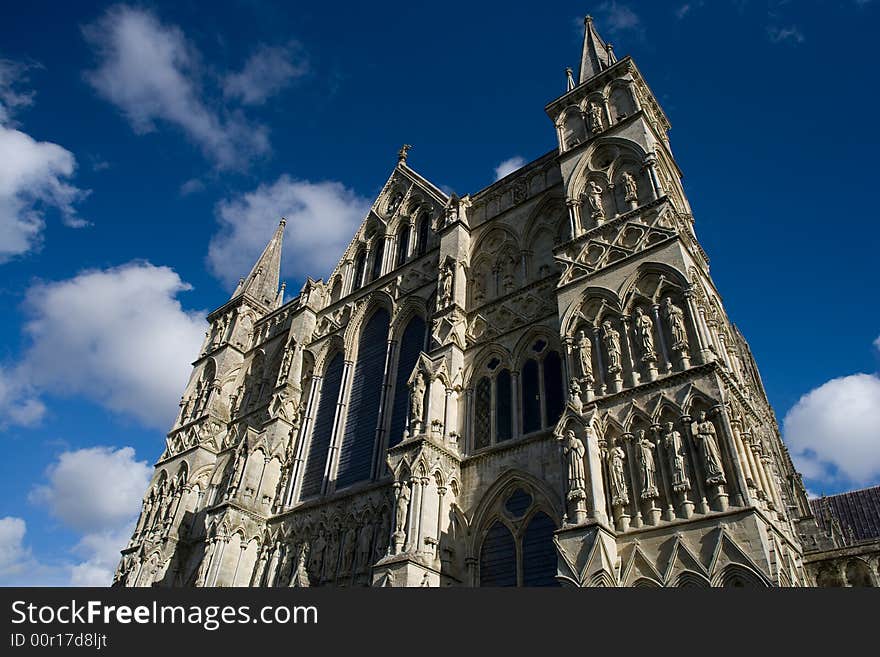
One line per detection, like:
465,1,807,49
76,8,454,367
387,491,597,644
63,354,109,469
810,485,880,545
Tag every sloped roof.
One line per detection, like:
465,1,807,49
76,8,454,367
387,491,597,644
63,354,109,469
810,485,880,544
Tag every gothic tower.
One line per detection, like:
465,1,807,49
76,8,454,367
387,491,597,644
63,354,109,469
116,16,813,588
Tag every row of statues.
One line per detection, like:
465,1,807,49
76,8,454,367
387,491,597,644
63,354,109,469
584,171,639,222
570,296,690,387
559,411,727,521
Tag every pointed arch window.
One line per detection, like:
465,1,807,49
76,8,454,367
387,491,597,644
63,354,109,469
370,238,385,282
388,316,427,448
336,308,390,489
472,358,514,450
300,352,344,499
520,341,565,436
352,248,366,291
395,224,411,268
479,521,516,587
415,213,430,257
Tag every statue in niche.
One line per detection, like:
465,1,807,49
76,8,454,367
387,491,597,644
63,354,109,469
589,102,604,133
438,262,454,308
229,385,244,417
375,514,390,559
662,421,690,492
560,430,586,498
443,193,460,227
277,337,296,386
587,180,605,220
621,171,638,203
634,307,657,361
602,320,622,373
324,534,340,579
576,329,593,379
662,297,688,351
342,526,357,573
568,378,583,413
394,483,411,536
308,533,326,580
637,431,658,499
409,371,426,429
609,440,629,506
356,524,374,570
227,441,247,497
387,191,403,216
693,411,726,485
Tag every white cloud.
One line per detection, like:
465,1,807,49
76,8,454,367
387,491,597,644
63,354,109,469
30,446,151,534
83,5,269,169
223,43,308,105
767,25,805,44
0,516,30,580
784,373,880,487
27,446,151,586
0,60,88,262
179,177,204,196
597,1,643,38
0,365,45,428
208,175,371,287
13,262,205,429
493,156,526,181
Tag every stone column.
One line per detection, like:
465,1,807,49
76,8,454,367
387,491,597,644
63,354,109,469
417,475,431,554
436,485,447,560
586,426,608,526
683,290,712,364
592,327,606,397
251,546,269,586
622,432,643,529
406,478,422,552
714,404,748,507
208,535,228,587
620,315,640,388
731,418,758,497
643,151,662,201
230,539,247,587
566,197,583,236
511,371,521,439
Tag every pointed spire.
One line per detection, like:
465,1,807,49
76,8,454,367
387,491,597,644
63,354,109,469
397,143,412,165
565,66,575,92
274,281,286,309
235,218,285,307
579,15,614,84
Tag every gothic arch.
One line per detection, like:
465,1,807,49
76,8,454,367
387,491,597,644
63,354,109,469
343,292,394,355
568,136,649,201
618,261,688,306
561,285,621,336
511,326,563,372
675,571,710,588
312,334,345,376
714,564,770,588
389,295,429,340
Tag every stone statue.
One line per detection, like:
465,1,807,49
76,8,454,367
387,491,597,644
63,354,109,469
662,421,690,492
443,193,460,227
409,371,426,428
693,411,726,485
638,431,658,499
342,526,357,573
622,171,638,203
439,263,453,308
609,441,629,506
662,297,688,351
634,307,657,361
560,430,586,498
587,180,605,220
568,378,583,413
576,329,593,380
308,533,326,579
277,337,296,385
356,524,374,570
397,143,412,163
387,191,403,215
602,320,622,373
395,483,411,535
589,102,604,133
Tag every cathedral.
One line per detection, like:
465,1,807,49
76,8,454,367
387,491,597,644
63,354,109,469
115,17,879,588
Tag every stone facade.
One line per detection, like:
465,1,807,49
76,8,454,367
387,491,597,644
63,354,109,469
116,17,838,588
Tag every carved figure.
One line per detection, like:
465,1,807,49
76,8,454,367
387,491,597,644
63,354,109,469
609,441,629,506
589,102,604,133
622,171,638,203
693,411,726,484
561,430,586,497
634,307,657,361
587,180,605,220
662,421,690,491
576,329,593,379
602,320,622,373
663,297,688,351
638,431,658,498
410,371,426,428
395,484,411,535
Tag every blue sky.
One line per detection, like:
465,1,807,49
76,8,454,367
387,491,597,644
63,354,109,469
1,0,878,585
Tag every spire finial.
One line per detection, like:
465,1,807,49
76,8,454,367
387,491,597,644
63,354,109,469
279,217,287,227
397,144,412,164
578,14,614,83
585,14,593,24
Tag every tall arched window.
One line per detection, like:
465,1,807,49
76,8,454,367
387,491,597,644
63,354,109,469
395,224,410,268
478,488,559,587
370,239,385,282
472,358,514,450
352,248,366,291
519,341,565,436
415,213,430,257
300,352,344,499
388,316,426,448
336,309,390,489
479,521,516,587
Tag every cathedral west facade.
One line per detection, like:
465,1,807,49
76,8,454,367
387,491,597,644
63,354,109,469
116,17,835,588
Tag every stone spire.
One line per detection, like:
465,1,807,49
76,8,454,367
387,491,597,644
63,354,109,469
235,218,286,307
578,15,616,84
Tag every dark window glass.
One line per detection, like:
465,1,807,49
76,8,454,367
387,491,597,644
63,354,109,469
479,521,516,587
543,350,564,427
522,359,541,434
387,316,426,448
352,249,366,290
522,512,559,587
505,488,533,518
300,353,344,498
416,214,430,256
474,376,491,450
370,239,385,282
496,369,512,442
336,309,390,489
395,225,410,267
